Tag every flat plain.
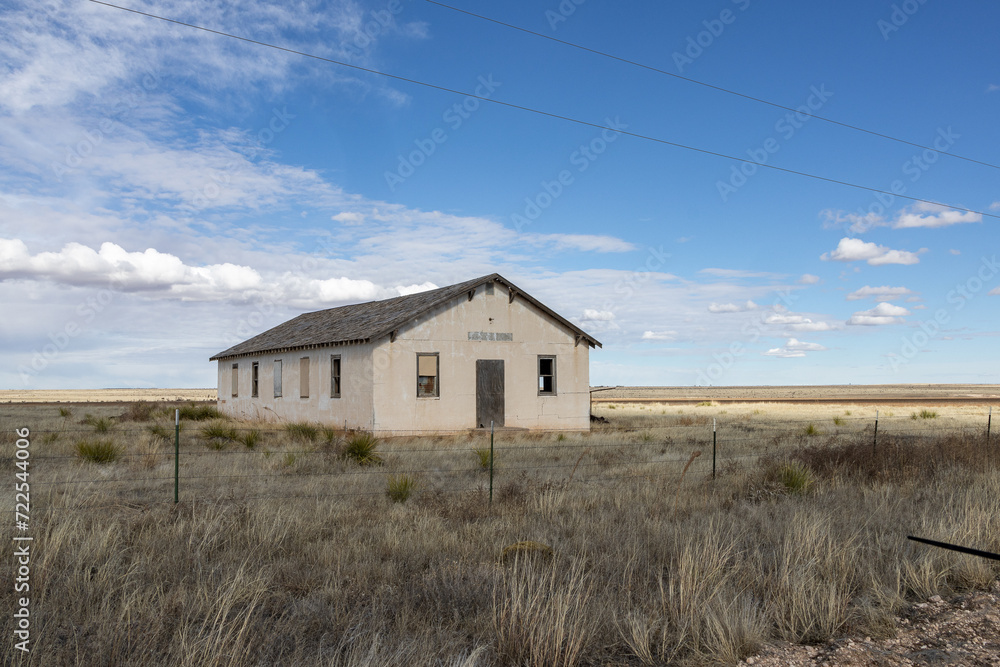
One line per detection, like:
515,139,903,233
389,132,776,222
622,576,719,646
1,387,997,666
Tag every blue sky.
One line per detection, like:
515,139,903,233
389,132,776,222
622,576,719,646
2,0,998,389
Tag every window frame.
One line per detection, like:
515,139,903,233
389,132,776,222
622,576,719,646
331,354,341,398
251,362,259,398
416,352,440,398
273,359,283,398
299,356,310,399
537,355,556,396
231,363,239,398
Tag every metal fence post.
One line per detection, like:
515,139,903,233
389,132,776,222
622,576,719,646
174,408,179,504
489,420,494,505
712,418,717,480
988,406,992,447
872,409,879,452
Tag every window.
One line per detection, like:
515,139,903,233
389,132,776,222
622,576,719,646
300,357,310,399
485,282,494,295
331,355,341,398
251,362,259,398
231,363,239,397
538,356,556,395
417,353,439,398
273,359,282,398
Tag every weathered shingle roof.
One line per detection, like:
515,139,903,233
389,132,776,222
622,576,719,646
210,273,601,361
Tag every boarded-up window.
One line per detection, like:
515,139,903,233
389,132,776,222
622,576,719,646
231,363,239,397
538,356,556,395
274,360,282,398
300,357,310,398
251,362,259,398
331,355,341,398
417,353,439,397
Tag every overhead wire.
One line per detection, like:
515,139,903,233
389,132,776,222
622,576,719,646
86,0,1000,221
423,0,1000,173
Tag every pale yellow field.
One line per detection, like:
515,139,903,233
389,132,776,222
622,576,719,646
0,388,216,403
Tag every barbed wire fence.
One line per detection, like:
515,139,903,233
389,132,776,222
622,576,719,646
6,403,994,514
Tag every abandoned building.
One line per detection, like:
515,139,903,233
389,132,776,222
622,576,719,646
210,273,601,434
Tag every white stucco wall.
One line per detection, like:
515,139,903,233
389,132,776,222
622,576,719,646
370,283,591,434
217,342,375,429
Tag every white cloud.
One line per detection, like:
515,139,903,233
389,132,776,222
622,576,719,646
763,338,826,358
892,203,981,229
991,202,1000,211
788,321,835,332
821,238,925,265
847,302,909,326
708,300,758,313
582,309,616,322
950,249,962,255
395,282,438,296
846,285,914,301
798,274,821,285
820,209,886,234
537,234,635,253
700,268,785,279
990,287,1000,296
642,330,676,340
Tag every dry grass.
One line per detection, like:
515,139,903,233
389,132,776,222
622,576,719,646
1,400,998,665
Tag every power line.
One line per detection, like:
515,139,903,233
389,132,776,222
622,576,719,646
86,0,1000,221
423,0,1000,173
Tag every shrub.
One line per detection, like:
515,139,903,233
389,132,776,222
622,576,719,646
803,423,820,436
912,409,938,420
58,407,72,418
386,474,416,503
76,440,120,464
284,422,319,443
341,432,382,466
696,401,714,407
119,402,159,422
833,417,843,426
179,403,222,421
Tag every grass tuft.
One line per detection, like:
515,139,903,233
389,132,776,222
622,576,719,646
778,461,815,495
76,439,121,463
82,413,113,433
803,423,820,436
284,422,319,443
119,402,160,422
912,409,938,419
473,447,492,471
386,474,417,503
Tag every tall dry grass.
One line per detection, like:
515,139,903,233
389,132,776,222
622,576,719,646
1,401,998,665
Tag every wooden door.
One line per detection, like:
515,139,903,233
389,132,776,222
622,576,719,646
476,360,504,428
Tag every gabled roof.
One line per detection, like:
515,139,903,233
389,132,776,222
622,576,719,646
209,273,601,361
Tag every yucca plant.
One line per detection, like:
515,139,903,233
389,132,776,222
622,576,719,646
179,403,222,421
779,461,815,495
341,431,383,466
76,439,120,464
239,428,261,449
